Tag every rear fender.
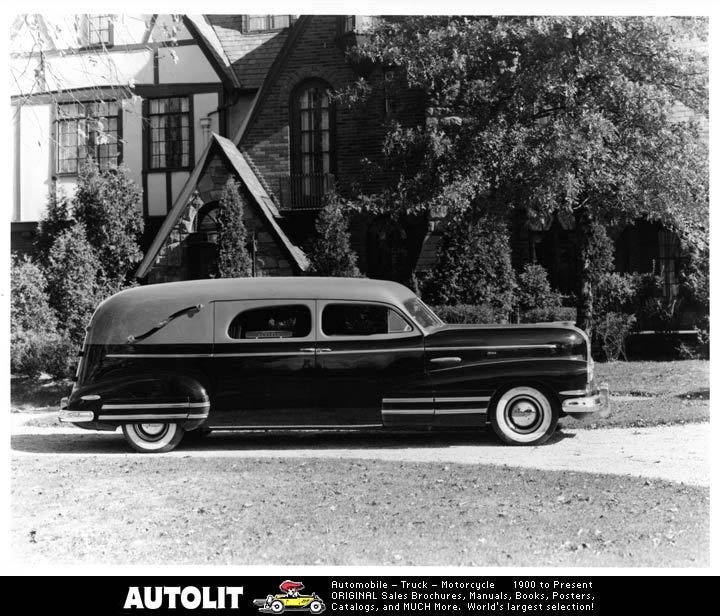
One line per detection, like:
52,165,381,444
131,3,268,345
66,372,210,430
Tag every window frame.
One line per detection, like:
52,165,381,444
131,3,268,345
54,100,122,177
77,14,114,49
317,301,418,341
290,78,336,183
242,15,293,33
213,299,316,344
145,95,194,172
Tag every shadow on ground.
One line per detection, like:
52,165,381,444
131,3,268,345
11,425,575,455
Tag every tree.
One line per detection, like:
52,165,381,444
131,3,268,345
72,160,144,292
10,255,57,335
422,208,516,319
35,187,73,267
44,224,102,343
340,16,708,334
216,179,253,278
307,194,361,277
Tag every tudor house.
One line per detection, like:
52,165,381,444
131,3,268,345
11,15,707,313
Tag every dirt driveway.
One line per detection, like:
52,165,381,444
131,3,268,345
11,415,709,486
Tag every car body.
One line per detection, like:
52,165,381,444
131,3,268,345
59,277,610,452
253,594,325,614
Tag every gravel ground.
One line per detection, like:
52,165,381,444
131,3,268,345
11,415,709,486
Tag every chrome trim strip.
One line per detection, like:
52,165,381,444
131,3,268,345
383,397,434,404
108,348,424,359
426,344,558,351
101,402,210,410
97,413,205,421
435,396,491,403
435,408,487,415
107,353,213,359
317,348,422,355
214,351,318,358
381,409,434,415
559,389,589,396
208,424,385,430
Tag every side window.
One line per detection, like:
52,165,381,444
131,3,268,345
322,304,413,337
228,305,311,340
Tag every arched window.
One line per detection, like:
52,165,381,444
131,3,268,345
290,79,335,208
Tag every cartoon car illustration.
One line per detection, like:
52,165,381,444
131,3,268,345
253,581,325,614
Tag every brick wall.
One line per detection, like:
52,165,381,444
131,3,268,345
241,15,423,205
146,151,294,283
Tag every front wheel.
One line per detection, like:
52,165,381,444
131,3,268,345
491,386,558,445
122,422,184,453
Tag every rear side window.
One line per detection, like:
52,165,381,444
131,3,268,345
322,303,412,336
228,305,311,340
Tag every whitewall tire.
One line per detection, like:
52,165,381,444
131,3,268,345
491,386,558,445
122,422,184,453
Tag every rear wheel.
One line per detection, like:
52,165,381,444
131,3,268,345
122,422,184,453
491,386,558,445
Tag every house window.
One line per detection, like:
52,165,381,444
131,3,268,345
243,15,291,32
291,80,334,207
340,16,356,35
78,15,113,47
148,97,191,169
56,101,120,175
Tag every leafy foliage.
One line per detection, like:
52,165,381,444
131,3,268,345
72,161,144,292
307,193,361,277
430,304,502,325
44,224,102,344
515,263,563,316
216,179,253,278
34,189,73,267
341,16,708,332
595,312,637,361
11,255,57,335
11,329,76,379
422,209,516,319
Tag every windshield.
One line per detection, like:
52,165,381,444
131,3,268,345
404,298,444,330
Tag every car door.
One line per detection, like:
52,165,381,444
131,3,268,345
315,300,433,426
210,299,319,427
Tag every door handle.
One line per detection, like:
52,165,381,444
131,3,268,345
300,347,316,353
430,356,462,364
316,348,332,353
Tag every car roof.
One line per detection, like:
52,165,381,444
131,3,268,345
112,276,417,305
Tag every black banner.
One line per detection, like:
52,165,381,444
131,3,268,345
12,576,711,614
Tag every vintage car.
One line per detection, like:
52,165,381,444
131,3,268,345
59,277,609,452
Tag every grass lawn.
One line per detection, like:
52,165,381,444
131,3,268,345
11,456,708,567
12,360,709,430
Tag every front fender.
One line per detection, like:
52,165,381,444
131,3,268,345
64,372,210,430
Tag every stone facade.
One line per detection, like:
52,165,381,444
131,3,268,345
146,151,295,284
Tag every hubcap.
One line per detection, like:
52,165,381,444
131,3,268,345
507,397,540,431
137,423,168,440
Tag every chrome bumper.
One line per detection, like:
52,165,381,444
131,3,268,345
562,383,611,417
58,397,94,423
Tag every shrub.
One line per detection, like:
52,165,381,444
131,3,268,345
633,271,676,331
430,304,506,324
11,330,76,379
521,306,577,324
594,312,637,361
307,193,361,277
216,179,253,278
44,224,102,344
35,189,73,267
11,255,57,335
422,209,516,319
594,272,637,316
72,161,144,291
515,263,563,318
